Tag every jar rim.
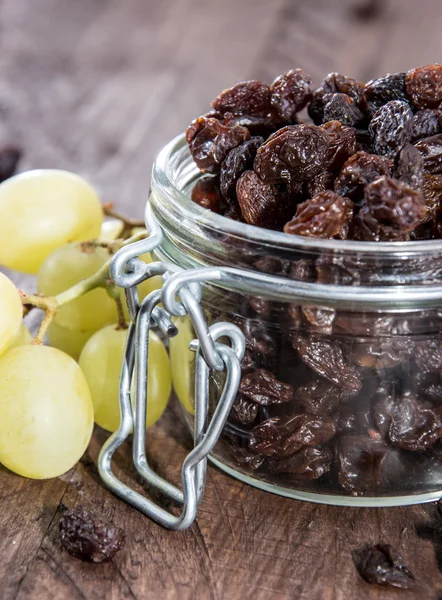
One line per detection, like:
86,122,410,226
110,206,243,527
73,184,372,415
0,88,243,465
153,133,442,256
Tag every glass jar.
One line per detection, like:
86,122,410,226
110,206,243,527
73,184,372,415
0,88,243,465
148,133,442,508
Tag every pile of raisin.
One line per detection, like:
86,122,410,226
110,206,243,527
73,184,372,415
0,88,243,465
187,64,442,241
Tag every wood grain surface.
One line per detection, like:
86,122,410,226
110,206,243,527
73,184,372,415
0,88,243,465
2,0,442,598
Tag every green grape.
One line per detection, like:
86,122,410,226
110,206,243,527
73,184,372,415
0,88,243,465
0,272,22,357
79,325,171,432
9,323,32,349
100,218,123,241
47,321,95,361
169,316,195,414
0,169,103,274
0,345,94,479
37,243,118,331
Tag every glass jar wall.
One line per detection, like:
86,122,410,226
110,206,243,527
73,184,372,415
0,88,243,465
150,134,442,506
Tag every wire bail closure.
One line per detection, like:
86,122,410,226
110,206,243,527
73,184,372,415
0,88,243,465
98,204,245,530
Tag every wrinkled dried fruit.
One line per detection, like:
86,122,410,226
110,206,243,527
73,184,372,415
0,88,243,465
320,120,357,171
394,144,424,190
352,543,415,588
302,306,336,332
307,170,335,197
368,101,413,158
231,395,259,425
270,69,314,121
248,296,273,317
59,506,125,563
212,80,272,117
323,93,365,126
338,435,388,493
191,176,224,212
236,170,288,228
220,136,263,201
186,116,250,173
415,134,442,174
406,64,442,109
0,145,21,182
422,173,442,220
407,109,440,143
284,191,353,239
268,446,333,480
308,73,365,124
414,339,442,372
254,125,328,183
364,72,408,116
334,151,392,203
239,369,293,405
295,379,342,415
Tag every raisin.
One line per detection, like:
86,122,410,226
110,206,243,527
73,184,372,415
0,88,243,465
284,191,353,239
295,379,343,415
322,93,365,126
306,170,335,197
212,80,272,117
254,256,290,275
59,506,125,563
352,176,426,241
350,338,413,370
415,134,442,174
364,72,408,116
373,392,442,451
407,109,440,143
422,173,442,220
239,369,294,405
406,64,442,109
0,145,21,182
414,338,442,372
228,114,284,138
229,436,265,470
220,136,263,202
248,296,272,317
338,435,389,493
291,335,362,393
236,170,288,229
368,101,413,158
352,544,415,589
289,259,317,282
320,120,357,172
254,124,328,184
186,116,250,173
334,151,392,203
302,306,336,333
394,143,424,190
191,176,224,212
232,316,277,357
231,395,259,425
270,69,314,122
268,446,333,480
308,73,365,124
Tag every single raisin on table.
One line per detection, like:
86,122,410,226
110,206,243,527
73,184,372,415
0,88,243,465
407,108,440,143
268,446,333,480
212,80,272,117
239,368,294,405
334,151,392,203
0,145,21,182
59,506,125,563
320,120,357,172
284,191,354,239
236,170,289,229
191,176,224,212
364,72,408,116
254,124,328,184
322,93,365,126
220,136,263,202
406,64,442,109
415,134,442,175
308,72,365,124
394,143,424,190
352,543,416,589
368,100,413,158
186,116,250,173
270,69,314,122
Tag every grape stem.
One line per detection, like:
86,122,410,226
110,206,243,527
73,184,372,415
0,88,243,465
103,202,145,239
20,230,144,343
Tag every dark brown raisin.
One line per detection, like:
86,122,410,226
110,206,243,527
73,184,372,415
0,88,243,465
394,143,424,190
191,176,224,212
248,296,272,317
306,170,335,197
368,100,413,158
302,306,336,333
236,170,289,228
186,116,250,173
220,136,263,202
320,120,357,172
289,258,317,282
334,151,392,203
268,446,333,480
407,109,440,143
0,145,21,182
352,176,426,241
364,72,408,116
231,395,259,425
227,114,284,138
322,93,365,126
308,73,365,124
422,173,442,220
291,335,362,393
229,437,265,470
406,64,442,109
59,506,125,563
338,435,389,493
414,338,442,372
350,338,413,369
415,134,442,174
254,124,328,184
239,369,294,405
270,69,314,122
284,191,353,239
352,544,415,589
212,80,272,117
295,379,343,415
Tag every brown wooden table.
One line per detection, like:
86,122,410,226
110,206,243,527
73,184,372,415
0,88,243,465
2,0,442,598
